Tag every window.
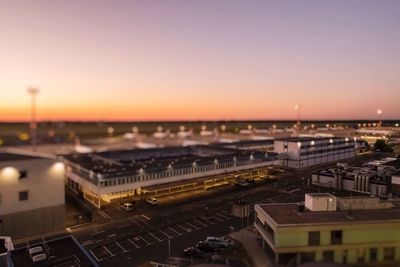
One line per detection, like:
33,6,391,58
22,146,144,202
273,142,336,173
384,247,395,261
323,250,334,262
19,191,29,201
19,170,28,179
308,231,320,246
331,230,342,245
370,248,378,262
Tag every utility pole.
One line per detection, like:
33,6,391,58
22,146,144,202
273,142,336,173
27,87,39,150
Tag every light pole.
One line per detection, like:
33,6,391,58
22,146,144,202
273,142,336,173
294,104,301,130
27,87,39,149
377,109,382,126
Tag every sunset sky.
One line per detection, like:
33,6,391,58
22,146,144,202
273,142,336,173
1,1,399,121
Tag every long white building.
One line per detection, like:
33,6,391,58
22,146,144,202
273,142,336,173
0,151,65,239
274,137,361,168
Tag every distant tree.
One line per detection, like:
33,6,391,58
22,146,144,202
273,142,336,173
374,139,393,152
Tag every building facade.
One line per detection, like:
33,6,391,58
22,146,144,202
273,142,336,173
0,152,65,239
64,146,278,208
254,193,400,266
274,137,359,168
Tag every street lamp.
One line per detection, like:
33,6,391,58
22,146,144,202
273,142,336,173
27,87,39,149
377,109,382,126
294,104,301,129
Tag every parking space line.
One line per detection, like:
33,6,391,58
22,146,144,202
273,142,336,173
115,242,128,253
129,217,145,229
89,249,102,262
128,238,139,248
103,246,114,257
158,229,172,238
97,210,112,219
117,223,131,229
140,215,151,220
185,221,200,230
192,218,207,227
135,216,152,226
138,235,151,245
201,216,215,224
168,226,182,235
175,224,190,232
215,213,230,220
149,232,162,242
220,210,233,217
210,216,224,222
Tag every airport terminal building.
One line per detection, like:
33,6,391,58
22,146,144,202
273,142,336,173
65,145,278,208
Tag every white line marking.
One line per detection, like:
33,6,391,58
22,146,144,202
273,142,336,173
175,224,190,232
116,242,128,253
168,226,181,235
216,213,230,220
201,216,215,224
129,217,144,229
140,214,151,220
185,221,200,230
135,216,151,226
128,238,139,248
91,230,105,235
138,235,151,245
107,233,117,238
103,246,114,257
220,210,232,217
117,223,131,229
158,229,172,238
89,249,102,262
210,216,224,222
192,218,207,227
149,232,162,242
97,210,112,219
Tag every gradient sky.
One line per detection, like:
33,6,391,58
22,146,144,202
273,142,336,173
1,0,399,121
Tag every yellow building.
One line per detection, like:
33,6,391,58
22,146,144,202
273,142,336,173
254,193,400,266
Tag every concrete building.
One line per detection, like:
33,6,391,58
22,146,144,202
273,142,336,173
64,145,278,208
0,151,65,239
254,193,400,266
312,158,400,197
274,137,360,168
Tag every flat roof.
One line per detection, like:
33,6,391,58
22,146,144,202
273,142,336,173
10,235,99,267
306,193,334,197
257,201,400,226
0,152,42,162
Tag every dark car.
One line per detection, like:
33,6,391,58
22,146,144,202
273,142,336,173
183,247,206,258
196,241,218,252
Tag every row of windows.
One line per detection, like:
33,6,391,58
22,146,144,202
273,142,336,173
308,230,342,246
98,162,236,187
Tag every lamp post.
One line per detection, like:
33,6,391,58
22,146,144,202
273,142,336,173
294,104,301,130
27,87,39,149
377,109,382,126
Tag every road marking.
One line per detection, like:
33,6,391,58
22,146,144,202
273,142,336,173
201,216,215,224
175,224,190,232
103,246,114,257
149,232,162,242
140,214,151,220
185,221,200,230
115,241,128,253
192,218,207,227
158,229,172,238
89,249,102,262
91,230,105,235
138,235,151,245
216,213,230,220
168,226,181,235
128,238,139,248
209,216,224,222
220,210,232,217
82,240,94,246
135,216,152,226
128,217,145,229
107,233,117,238
97,210,112,219
117,223,131,229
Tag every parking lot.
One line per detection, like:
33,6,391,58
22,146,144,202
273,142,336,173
85,208,236,263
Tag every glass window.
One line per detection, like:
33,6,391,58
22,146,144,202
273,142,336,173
323,250,334,262
19,191,29,201
384,247,395,261
308,231,320,246
370,248,378,262
19,170,28,179
331,230,342,245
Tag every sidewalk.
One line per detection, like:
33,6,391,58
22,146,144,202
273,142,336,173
230,227,277,267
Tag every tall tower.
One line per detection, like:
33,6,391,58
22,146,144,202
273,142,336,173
27,87,39,149
294,104,302,130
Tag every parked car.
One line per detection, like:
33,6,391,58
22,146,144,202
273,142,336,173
183,247,206,258
205,236,233,248
146,197,158,205
120,202,135,211
196,241,218,252
234,179,249,187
